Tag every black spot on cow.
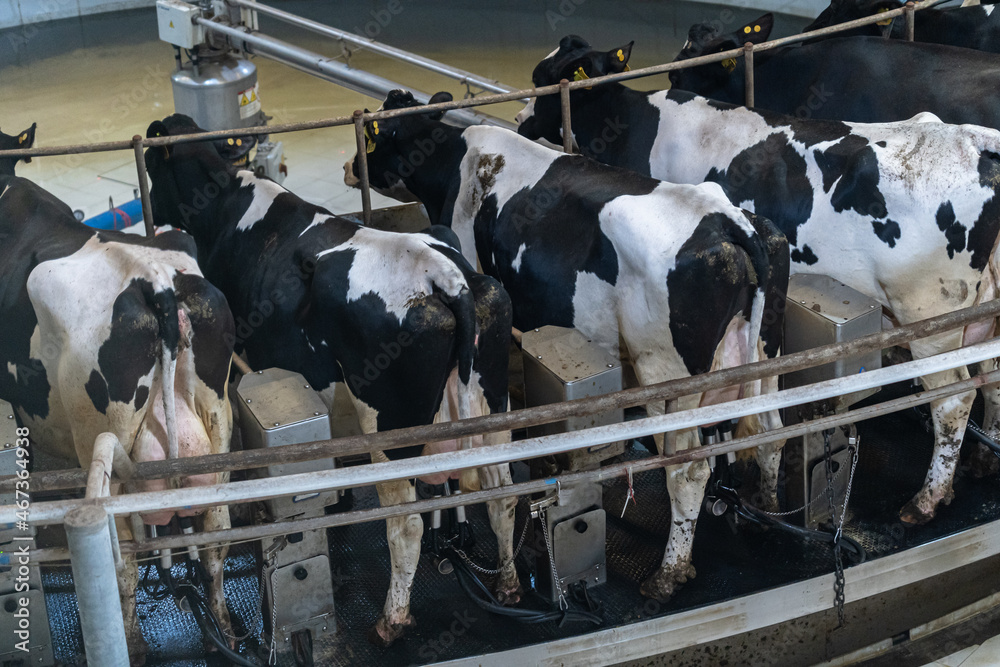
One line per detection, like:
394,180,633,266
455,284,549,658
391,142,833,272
936,201,967,259
757,109,852,149
969,152,1000,271
85,370,110,414
876,141,887,148
173,273,235,399
872,219,901,248
814,136,887,218
96,279,160,407
705,134,813,246
134,385,149,410
667,213,762,375
791,244,819,265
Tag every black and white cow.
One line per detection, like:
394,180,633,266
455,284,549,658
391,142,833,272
804,0,1000,53
667,14,1000,127
0,124,236,665
517,36,1000,526
347,90,789,602
143,114,521,646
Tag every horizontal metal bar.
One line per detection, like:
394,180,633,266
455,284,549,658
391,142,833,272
229,0,519,96
7,298,1000,494
0,0,946,161
5,338,999,526
196,17,511,129
64,367,1000,556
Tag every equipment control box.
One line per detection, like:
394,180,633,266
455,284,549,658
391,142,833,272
157,1,205,50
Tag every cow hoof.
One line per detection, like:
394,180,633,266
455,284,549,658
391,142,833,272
367,613,416,647
494,579,523,606
968,446,1000,479
639,563,696,602
899,501,935,526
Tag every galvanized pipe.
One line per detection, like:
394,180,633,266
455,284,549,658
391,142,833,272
89,367,1000,556
194,17,511,129
7,337,1000,526
906,1,917,40
353,110,373,225
65,505,129,666
7,297,1000,494
744,43,755,108
560,79,573,153
227,0,519,96
85,433,116,500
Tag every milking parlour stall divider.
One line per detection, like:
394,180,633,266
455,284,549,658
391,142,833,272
2,0,999,665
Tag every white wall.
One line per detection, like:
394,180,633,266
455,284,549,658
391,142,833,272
0,0,153,30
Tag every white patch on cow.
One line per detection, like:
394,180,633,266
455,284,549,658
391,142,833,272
511,243,527,272
298,211,334,237
315,228,468,322
907,111,943,124
544,47,560,60
985,4,995,15
0,184,9,200
6,362,15,380
515,98,536,126
235,172,287,231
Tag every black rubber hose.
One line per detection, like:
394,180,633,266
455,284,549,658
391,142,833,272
966,418,1000,458
186,587,259,667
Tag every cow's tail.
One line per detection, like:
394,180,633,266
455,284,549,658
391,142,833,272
439,280,478,440
146,285,182,462
732,216,776,441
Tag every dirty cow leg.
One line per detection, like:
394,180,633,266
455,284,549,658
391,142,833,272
371,473,422,647
477,431,522,605
200,505,233,646
640,395,709,602
968,359,1000,478
114,516,147,666
901,367,975,525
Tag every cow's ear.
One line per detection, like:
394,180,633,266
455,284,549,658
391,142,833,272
427,91,453,121
215,135,256,164
606,41,633,74
146,121,171,160
16,123,36,149
734,13,773,44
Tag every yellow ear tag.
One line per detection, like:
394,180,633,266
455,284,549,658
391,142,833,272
227,138,234,146
754,25,761,33
617,49,624,61
372,121,379,135
722,58,737,72
744,26,752,34
624,64,631,72
876,8,892,26
236,139,242,146
366,138,376,154
573,66,593,90
18,133,27,144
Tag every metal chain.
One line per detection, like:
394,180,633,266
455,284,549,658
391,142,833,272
823,428,847,628
454,511,530,576
539,505,568,611
761,459,848,517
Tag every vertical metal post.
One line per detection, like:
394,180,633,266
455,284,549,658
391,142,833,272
353,110,373,226
559,79,573,154
66,505,129,666
743,43,755,109
132,135,155,237
905,2,915,41
664,398,679,456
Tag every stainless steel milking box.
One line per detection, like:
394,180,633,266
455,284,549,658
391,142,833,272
236,368,340,520
782,274,882,527
522,327,625,470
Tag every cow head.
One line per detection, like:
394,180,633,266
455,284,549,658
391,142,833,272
0,123,36,176
344,90,451,202
144,114,256,235
516,35,633,145
804,0,902,37
668,14,773,99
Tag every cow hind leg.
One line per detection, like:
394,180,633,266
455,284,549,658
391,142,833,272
745,373,785,514
114,516,147,666
900,367,975,525
476,453,522,605
199,506,233,647
639,395,709,603
370,476,421,647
